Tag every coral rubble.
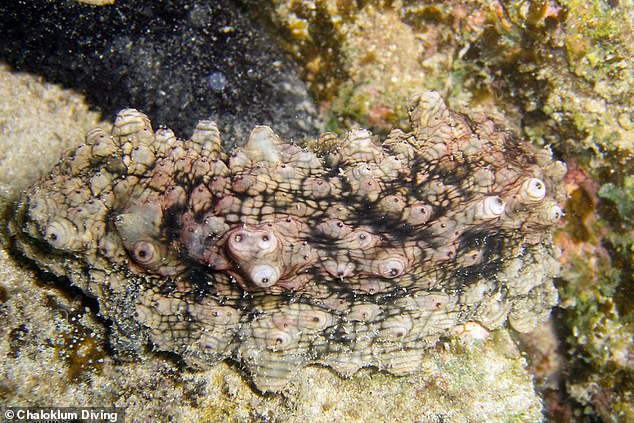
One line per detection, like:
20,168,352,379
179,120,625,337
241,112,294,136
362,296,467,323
9,91,565,392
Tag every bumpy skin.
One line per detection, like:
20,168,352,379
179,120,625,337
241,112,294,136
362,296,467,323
9,92,566,392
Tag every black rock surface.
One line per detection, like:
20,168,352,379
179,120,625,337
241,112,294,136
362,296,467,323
0,0,322,144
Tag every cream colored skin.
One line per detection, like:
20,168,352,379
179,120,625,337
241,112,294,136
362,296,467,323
11,92,566,392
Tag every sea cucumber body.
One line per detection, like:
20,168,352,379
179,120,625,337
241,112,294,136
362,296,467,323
11,92,566,392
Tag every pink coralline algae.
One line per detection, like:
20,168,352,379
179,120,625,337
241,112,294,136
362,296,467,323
10,92,566,392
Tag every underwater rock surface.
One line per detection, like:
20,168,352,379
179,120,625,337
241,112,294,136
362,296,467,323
9,91,566,392
0,0,321,143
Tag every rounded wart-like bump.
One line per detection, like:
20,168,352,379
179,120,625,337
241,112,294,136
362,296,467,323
213,195,241,219
349,163,373,179
272,162,297,181
517,178,546,203
534,146,553,165
128,145,156,175
265,329,296,351
66,186,91,207
316,219,352,238
149,169,173,192
85,127,109,145
342,129,384,163
113,108,153,142
272,311,298,331
189,183,214,214
476,299,511,330
341,229,380,249
351,177,381,201
131,240,161,267
68,145,93,175
90,171,114,196
544,160,568,181
206,305,240,325
249,264,281,288
476,196,505,220
427,217,458,237
91,133,118,158
44,218,79,251
202,214,230,235
377,194,406,216
347,303,382,322
456,248,485,267
405,202,433,225
153,296,188,316
356,278,392,294
322,257,355,279
190,119,223,158
538,201,564,225
179,222,206,260
371,253,408,279
231,174,257,194
302,177,332,198
161,185,187,209
472,167,495,188
325,204,351,220
379,314,414,340
190,157,212,180
378,155,404,177
414,292,451,311
208,159,229,177
298,307,334,331
208,174,229,195
153,128,178,157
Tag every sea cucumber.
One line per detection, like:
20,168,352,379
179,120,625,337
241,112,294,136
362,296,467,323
9,91,566,392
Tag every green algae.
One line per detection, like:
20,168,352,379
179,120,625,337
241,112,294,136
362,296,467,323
557,176,634,420
599,176,634,226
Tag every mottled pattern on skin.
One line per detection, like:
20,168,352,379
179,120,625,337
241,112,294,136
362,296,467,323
9,92,566,392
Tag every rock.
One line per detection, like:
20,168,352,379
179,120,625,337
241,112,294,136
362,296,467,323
0,0,322,144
